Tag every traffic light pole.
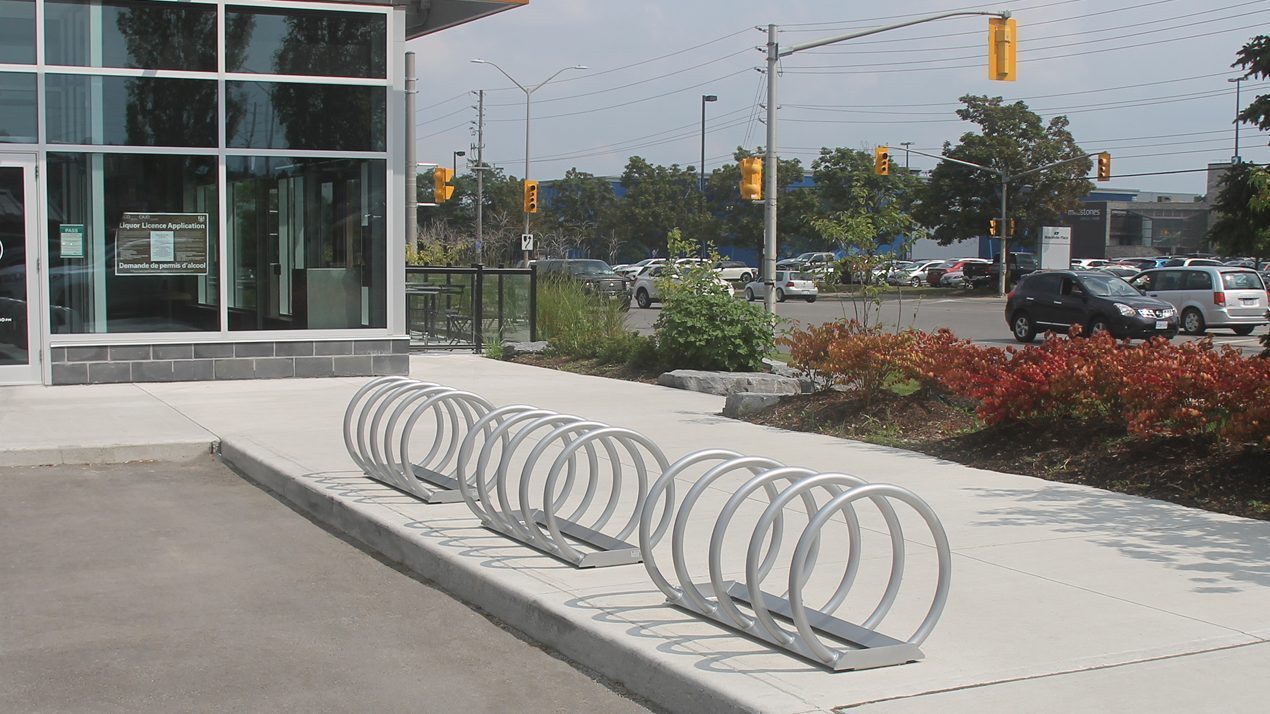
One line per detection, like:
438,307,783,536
761,10,1010,315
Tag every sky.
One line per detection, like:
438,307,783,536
407,0,1270,197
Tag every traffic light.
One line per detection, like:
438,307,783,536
988,17,1017,82
739,157,763,201
433,167,455,203
874,146,891,176
1096,152,1111,181
522,179,539,213
989,219,999,236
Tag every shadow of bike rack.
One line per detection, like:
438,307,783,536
638,449,952,671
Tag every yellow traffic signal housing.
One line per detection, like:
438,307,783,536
523,179,539,213
433,167,455,203
1096,152,1111,181
988,17,1017,82
739,157,763,201
989,219,999,236
873,146,891,176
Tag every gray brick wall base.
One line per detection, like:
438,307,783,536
49,339,409,385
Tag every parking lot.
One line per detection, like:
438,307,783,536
623,290,1267,354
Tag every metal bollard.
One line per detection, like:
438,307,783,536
456,405,674,568
639,450,952,671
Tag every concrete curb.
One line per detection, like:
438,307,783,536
217,438,807,714
0,440,218,468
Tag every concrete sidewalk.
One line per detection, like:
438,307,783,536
2,354,1267,712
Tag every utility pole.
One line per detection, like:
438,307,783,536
760,10,1012,315
900,141,913,170
1228,76,1243,163
474,89,485,263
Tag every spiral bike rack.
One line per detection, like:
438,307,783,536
343,376,495,504
639,450,952,671
456,405,674,568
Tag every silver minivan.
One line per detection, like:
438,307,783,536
1129,267,1267,335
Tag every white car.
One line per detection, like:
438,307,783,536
1070,258,1110,269
614,258,664,282
714,260,757,283
888,260,944,287
743,271,818,303
632,264,732,308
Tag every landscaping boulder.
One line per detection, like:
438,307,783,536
657,369,801,396
502,340,549,357
723,392,784,419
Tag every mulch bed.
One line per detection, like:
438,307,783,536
504,355,1268,521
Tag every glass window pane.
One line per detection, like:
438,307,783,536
45,74,217,147
45,153,220,334
226,156,386,331
227,81,385,151
0,0,35,64
44,0,216,71
226,5,386,78
0,73,37,143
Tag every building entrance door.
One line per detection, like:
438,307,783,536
0,155,42,385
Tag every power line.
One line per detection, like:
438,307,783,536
484,69,755,122
778,0,1089,31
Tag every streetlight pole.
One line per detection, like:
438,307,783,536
700,94,717,194
761,10,1011,315
1228,76,1243,163
471,59,586,262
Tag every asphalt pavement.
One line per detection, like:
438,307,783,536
0,459,650,713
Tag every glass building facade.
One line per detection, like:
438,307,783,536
0,0,507,384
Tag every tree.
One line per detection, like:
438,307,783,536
1234,35,1270,132
914,96,1092,246
1210,163,1270,258
541,168,619,257
616,156,712,256
705,148,815,258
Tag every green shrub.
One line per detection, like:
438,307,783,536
655,289,775,372
536,279,649,364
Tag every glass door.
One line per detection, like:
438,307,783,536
0,155,41,384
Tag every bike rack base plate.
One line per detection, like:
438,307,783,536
410,465,464,504
672,581,924,671
481,511,643,569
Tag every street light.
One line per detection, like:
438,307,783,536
700,94,717,194
1228,77,1243,164
453,150,466,176
470,59,587,248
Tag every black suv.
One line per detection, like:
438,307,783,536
1004,270,1179,342
535,259,630,304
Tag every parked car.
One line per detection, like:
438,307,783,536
963,252,1037,289
1160,257,1223,267
536,259,630,304
714,260,756,283
924,260,958,287
743,270,818,303
935,259,989,287
888,259,945,287
1128,266,1267,335
631,264,732,308
777,251,836,279
1094,265,1141,280
613,258,663,282
1070,258,1110,269
1117,257,1161,271
1004,270,1178,342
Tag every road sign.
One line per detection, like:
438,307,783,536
521,233,534,251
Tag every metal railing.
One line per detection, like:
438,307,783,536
342,379,951,670
405,265,536,351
